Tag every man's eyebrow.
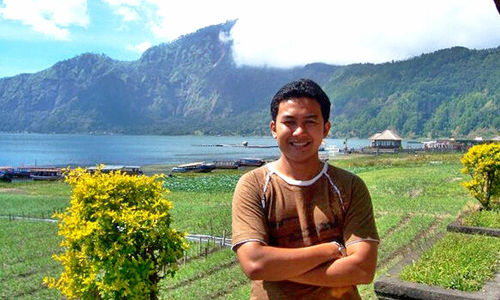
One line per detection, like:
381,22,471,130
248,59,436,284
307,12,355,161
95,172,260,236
281,114,319,120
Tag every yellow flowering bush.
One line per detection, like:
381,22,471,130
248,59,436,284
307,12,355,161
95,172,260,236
44,166,188,299
461,143,500,211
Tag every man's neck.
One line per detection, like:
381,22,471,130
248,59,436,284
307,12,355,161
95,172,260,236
274,157,324,181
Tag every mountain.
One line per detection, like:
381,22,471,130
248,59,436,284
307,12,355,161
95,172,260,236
327,46,500,138
0,20,498,138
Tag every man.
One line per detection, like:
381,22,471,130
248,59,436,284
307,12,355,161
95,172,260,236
231,79,379,299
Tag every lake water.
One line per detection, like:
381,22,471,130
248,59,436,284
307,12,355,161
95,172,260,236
0,133,373,167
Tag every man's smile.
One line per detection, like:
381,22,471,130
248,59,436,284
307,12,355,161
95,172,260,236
289,141,311,147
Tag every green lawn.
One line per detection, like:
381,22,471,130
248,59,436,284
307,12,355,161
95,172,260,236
400,232,500,291
462,209,500,228
0,152,489,299
0,219,62,299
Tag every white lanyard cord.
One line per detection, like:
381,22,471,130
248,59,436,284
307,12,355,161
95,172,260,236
261,171,274,209
324,172,346,215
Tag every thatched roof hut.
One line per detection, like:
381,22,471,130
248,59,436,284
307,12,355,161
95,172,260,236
369,129,402,149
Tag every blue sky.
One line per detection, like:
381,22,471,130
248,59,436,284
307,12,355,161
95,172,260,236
1,0,499,79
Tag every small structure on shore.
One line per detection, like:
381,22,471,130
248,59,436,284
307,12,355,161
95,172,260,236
422,139,458,150
369,129,402,149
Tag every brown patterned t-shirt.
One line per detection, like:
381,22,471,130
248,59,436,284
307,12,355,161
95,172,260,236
232,162,379,299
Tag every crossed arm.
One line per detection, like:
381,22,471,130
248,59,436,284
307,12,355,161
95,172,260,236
235,240,378,287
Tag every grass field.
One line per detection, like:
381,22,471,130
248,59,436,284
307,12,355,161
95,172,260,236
0,152,491,299
400,232,500,291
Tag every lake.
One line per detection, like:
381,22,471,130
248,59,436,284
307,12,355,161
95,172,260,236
0,133,372,167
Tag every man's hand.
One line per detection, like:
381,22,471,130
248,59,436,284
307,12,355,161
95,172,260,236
235,241,344,281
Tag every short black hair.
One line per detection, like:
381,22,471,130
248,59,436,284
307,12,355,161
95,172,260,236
270,78,331,123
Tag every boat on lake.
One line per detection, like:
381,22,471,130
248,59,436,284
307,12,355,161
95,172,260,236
214,160,239,169
172,162,216,173
29,168,63,181
0,167,14,182
237,158,265,167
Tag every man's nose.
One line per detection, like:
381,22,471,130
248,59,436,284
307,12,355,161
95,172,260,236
293,124,306,136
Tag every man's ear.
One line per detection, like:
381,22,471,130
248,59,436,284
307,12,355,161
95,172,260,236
323,121,331,138
270,120,277,139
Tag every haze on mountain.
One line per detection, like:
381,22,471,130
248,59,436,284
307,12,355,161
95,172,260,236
0,20,498,138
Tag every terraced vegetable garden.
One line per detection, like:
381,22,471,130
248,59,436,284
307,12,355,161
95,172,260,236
0,153,486,299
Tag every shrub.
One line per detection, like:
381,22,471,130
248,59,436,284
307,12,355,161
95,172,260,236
44,167,188,299
461,143,500,210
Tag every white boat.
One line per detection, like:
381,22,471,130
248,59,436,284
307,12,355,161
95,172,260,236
325,145,341,155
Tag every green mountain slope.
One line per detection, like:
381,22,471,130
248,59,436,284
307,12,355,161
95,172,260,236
328,47,500,137
0,20,498,138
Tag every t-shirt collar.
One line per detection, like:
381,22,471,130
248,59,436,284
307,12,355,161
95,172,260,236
267,161,328,186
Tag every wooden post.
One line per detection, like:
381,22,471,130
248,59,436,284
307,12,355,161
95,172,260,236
222,230,226,246
183,251,187,265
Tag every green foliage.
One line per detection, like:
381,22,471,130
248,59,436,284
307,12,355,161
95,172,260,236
375,214,403,237
160,262,248,299
461,143,500,210
359,163,469,215
328,47,500,138
0,181,70,218
160,248,236,290
0,220,62,299
164,175,239,192
1,154,495,299
400,233,500,291
170,191,232,236
44,167,188,299
377,214,434,263
462,209,500,228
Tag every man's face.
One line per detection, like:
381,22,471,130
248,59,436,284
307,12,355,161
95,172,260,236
270,97,330,165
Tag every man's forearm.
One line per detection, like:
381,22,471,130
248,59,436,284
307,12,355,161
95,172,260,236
288,242,378,287
288,255,373,287
236,242,340,281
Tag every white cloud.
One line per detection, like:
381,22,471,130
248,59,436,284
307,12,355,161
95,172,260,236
229,0,500,67
104,0,500,67
145,0,237,40
127,41,152,53
103,0,142,23
0,0,89,40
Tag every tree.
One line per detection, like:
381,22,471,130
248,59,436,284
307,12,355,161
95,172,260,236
461,143,500,211
44,167,187,299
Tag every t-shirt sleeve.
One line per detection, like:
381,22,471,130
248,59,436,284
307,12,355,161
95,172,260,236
231,171,269,251
343,175,379,246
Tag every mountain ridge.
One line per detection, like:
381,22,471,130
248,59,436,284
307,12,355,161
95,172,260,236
0,21,498,138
